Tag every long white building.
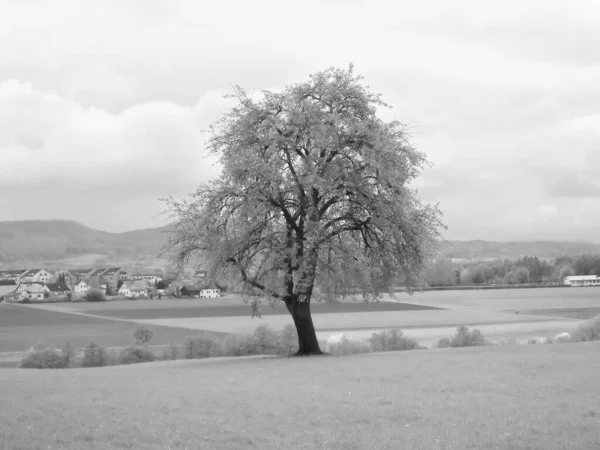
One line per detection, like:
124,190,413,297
563,275,600,287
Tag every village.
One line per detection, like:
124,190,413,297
0,267,222,302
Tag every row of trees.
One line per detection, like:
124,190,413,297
424,254,600,286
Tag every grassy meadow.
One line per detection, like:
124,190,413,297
1,342,599,449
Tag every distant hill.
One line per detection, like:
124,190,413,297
1,220,600,269
0,220,171,267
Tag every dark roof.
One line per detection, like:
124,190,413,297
0,280,17,286
20,269,42,277
45,283,70,292
103,268,125,275
89,268,108,277
0,269,27,276
69,269,94,277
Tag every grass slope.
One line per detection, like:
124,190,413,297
1,343,599,449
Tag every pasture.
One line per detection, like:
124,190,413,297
1,342,600,449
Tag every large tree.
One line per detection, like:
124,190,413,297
161,66,445,355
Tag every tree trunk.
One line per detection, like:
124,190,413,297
286,299,323,355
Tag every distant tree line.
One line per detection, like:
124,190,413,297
424,254,600,286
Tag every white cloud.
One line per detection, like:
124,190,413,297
1,0,600,240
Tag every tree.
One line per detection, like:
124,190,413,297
161,66,444,355
133,325,154,345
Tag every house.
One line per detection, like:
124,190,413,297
131,274,163,284
21,284,50,301
180,284,202,297
100,268,130,295
0,269,28,281
563,275,600,287
18,269,53,284
200,287,221,298
15,282,47,295
118,280,152,298
74,278,107,296
45,283,71,296
68,269,95,282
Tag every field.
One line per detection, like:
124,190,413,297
1,287,598,365
1,342,600,449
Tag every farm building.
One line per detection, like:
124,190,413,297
563,275,600,287
74,278,107,296
200,288,221,298
21,284,50,301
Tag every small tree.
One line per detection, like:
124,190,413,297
162,65,444,355
84,289,106,302
133,325,154,345
81,342,110,367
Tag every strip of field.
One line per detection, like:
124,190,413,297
1,343,599,449
133,309,571,336
396,287,600,311
511,308,600,320
0,304,224,353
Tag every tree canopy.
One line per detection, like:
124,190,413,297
161,65,445,354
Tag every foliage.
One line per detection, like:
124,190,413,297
81,342,110,367
19,343,69,369
424,258,457,286
118,346,156,365
368,329,423,351
223,334,254,357
277,324,298,356
327,336,372,355
161,65,445,355
251,324,279,354
133,325,154,345
438,326,487,348
570,315,600,342
62,342,76,367
84,290,106,302
183,336,224,359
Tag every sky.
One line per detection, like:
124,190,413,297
1,0,599,242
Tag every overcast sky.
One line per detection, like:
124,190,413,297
1,0,599,242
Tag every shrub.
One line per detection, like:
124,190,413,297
223,334,254,357
277,324,298,356
368,329,423,352
19,343,69,369
439,325,487,348
84,290,106,302
570,315,600,342
251,324,279,354
62,342,76,367
327,336,372,355
81,342,110,367
163,342,180,360
118,346,156,365
133,325,154,345
183,336,223,359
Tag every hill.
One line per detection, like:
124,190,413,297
0,220,171,269
1,220,600,269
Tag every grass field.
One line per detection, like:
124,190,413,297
1,343,599,449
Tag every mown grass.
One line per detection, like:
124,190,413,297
1,343,599,449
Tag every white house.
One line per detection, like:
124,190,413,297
563,275,600,287
131,274,162,284
118,280,152,298
74,279,107,295
200,288,221,298
21,284,50,301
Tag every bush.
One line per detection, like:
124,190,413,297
133,325,154,345
81,342,110,367
118,346,156,365
62,342,76,367
183,336,223,359
327,336,372,355
277,324,298,356
19,343,69,369
368,329,423,352
570,315,600,342
84,290,106,302
251,324,279,354
223,334,254,357
162,342,180,360
438,325,487,348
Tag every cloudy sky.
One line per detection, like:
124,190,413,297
1,0,599,242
